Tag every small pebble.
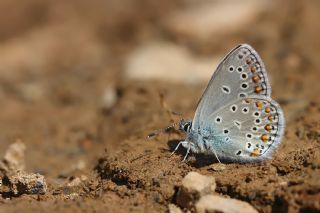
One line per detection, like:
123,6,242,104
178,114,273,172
168,204,182,213
176,171,216,208
101,86,118,110
209,163,226,171
196,195,258,213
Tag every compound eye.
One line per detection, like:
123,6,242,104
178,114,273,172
183,123,190,132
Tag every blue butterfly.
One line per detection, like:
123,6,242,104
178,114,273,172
174,44,285,163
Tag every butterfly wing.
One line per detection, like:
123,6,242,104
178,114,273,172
200,95,285,162
192,44,271,131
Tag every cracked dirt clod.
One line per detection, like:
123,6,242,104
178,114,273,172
176,171,216,209
8,171,47,195
195,195,258,213
0,140,26,176
0,141,47,196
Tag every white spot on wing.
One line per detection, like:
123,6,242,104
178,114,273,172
221,85,231,94
228,66,235,72
242,107,249,114
253,111,260,117
215,116,222,124
246,133,253,139
233,120,241,129
230,104,238,112
238,92,247,98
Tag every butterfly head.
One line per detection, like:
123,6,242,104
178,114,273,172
179,119,192,133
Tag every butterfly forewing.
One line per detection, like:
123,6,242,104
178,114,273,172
192,44,271,131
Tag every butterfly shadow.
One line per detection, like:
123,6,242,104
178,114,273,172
167,140,220,168
167,139,187,157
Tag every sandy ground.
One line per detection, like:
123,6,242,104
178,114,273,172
0,0,319,212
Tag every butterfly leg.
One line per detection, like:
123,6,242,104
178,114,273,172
170,141,188,156
182,143,191,162
212,148,221,164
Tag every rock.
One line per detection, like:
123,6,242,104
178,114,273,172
63,177,85,194
53,175,88,196
71,160,87,171
100,86,118,110
0,140,26,175
18,82,45,102
176,172,216,208
8,171,47,195
209,163,226,172
195,195,258,213
168,204,183,213
64,193,80,200
125,42,219,84
67,177,82,188
164,0,269,42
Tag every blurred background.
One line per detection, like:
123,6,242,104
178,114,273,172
0,0,319,177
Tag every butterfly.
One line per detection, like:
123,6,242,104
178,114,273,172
174,44,285,163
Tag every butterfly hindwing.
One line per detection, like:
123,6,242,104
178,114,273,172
198,95,285,162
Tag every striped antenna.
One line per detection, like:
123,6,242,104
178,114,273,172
147,92,183,139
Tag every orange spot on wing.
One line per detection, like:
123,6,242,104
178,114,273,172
265,107,271,113
252,75,260,83
255,101,263,109
250,66,256,73
255,86,263,94
251,148,260,157
265,124,272,132
245,98,252,103
268,115,273,121
261,134,269,142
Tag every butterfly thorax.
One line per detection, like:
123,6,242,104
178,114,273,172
179,119,204,154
